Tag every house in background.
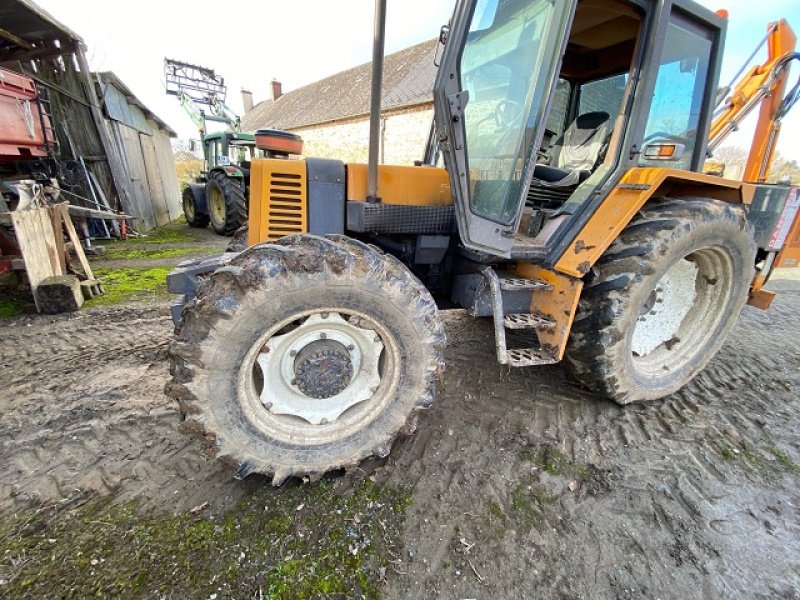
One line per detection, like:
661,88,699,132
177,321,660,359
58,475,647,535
241,39,438,166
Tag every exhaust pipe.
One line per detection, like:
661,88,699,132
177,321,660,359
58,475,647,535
366,0,387,203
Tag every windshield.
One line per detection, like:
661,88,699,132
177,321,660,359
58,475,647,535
228,143,258,165
461,0,568,224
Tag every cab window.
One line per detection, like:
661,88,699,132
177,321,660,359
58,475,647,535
639,18,713,170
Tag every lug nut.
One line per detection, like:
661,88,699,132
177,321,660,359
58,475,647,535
321,312,329,319
289,350,297,357
320,333,327,339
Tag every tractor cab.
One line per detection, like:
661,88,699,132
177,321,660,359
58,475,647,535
435,0,725,260
203,132,259,175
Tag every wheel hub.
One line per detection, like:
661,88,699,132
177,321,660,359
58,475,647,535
293,340,354,399
256,312,383,425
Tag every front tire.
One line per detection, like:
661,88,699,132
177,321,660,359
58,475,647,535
565,197,756,404
182,186,209,228
166,235,445,484
206,171,247,236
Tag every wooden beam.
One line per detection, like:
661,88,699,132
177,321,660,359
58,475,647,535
10,63,92,107
0,41,76,64
0,27,32,50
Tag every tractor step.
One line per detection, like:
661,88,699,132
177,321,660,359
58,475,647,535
481,266,559,368
505,347,558,367
504,312,556,330
499,276,552,292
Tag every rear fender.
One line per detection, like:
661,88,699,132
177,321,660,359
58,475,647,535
554,167,750,278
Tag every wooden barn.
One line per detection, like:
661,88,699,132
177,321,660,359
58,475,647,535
0,0,180,232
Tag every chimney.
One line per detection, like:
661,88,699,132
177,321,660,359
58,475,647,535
241,89,254,113
270,79,282,101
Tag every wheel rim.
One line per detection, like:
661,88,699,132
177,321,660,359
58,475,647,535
238,308,400,446
208,184,226,226
630,245,734,378
183,193,196,222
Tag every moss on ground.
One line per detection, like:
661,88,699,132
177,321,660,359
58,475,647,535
0,480,410,599
521,444,570,476
768,448,800,472
716,440,800,476
87,267,171,306
0,298,22,318
97,244,220,261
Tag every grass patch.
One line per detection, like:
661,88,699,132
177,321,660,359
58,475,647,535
98,244,220,261
135,220,193,244
0,480,411,599
87,267,171,306
768,448,800,472
0,298,22,318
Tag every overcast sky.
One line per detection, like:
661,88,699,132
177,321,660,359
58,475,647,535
34,0,800,163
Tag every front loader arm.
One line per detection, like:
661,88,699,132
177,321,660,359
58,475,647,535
709,19,799,182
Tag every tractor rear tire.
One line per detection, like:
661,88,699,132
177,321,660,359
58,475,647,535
564,197,755,404
182,186,209,228
166,234,445,484
207,171,247,236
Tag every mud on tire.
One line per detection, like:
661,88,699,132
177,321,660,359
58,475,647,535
166,234,446,484
565,197,756,404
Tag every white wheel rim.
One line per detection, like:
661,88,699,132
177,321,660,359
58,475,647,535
631,258,698,357
629,246,735,379
237,307,400,446
256,312,383,425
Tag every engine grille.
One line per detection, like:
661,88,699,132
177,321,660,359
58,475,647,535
266,170,307,240
346,202,455,234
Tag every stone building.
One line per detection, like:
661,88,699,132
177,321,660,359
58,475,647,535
240,39,438,165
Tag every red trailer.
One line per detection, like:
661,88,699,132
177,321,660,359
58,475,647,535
0,66,53,162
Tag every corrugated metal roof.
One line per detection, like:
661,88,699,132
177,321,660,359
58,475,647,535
241,38,438,132
95,71,177,137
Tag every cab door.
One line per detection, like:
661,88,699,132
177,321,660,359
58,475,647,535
434,0,576,256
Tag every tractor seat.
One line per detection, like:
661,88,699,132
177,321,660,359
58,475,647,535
532,111,611,187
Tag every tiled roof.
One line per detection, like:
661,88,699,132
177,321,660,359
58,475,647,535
241,38,437,132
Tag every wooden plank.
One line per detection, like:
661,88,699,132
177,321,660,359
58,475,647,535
10,207,60,312
58,204,94,280
140,133,169,226
49,205,67,275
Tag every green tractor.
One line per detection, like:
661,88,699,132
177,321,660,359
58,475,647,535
182,130,253,235
165,59,301,235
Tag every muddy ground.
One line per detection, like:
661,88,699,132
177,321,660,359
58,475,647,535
0,227,798,598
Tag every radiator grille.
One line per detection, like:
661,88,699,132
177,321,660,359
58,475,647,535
266,171,306,240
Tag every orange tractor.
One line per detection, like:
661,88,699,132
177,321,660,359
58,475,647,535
166,0,800,483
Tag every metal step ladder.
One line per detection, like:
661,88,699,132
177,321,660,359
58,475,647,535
481,267,559,367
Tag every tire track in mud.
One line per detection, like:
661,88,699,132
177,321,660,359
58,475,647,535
0,303,258,514
383,290,800,599
0,287,798,598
